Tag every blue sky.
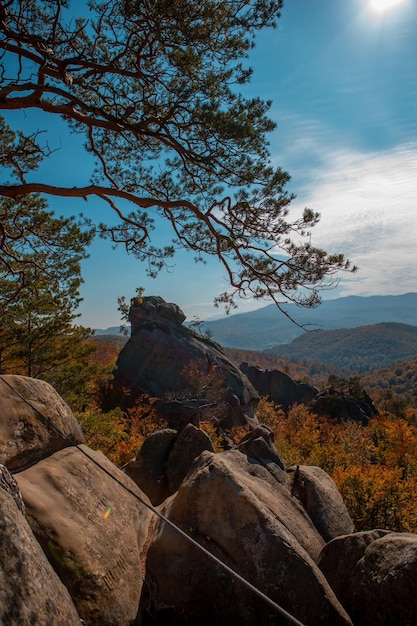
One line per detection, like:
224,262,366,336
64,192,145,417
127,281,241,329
5,0,417,328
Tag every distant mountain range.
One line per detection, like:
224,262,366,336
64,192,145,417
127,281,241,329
200,293,417,350
94,326,126,336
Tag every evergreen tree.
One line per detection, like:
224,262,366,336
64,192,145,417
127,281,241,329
0,194,97,405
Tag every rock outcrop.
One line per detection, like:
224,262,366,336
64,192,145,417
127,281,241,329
0,374,84,470
240,362,318,411
144,447,353,626
124,423,215,505
288,465,355,542
312,387,378,424
2,375,417,626
113,296,259,428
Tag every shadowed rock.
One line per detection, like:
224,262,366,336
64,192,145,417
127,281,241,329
0,487,81,625
166,423,215,494
0,375,84,471
288,465,354,542
0,463,25,514
125,424,215,505
124,428,178,505
16,445,153,626
144,449,352,626
240,363,318,410
319,530,417,626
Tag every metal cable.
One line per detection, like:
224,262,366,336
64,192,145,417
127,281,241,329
0,375,306,626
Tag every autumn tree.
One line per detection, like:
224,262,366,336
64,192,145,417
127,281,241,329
0,0,355,314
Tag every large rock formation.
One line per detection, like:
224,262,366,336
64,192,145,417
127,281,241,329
319,530,417,625
124,423,215,505
2,375,417,626
288,465,355,542
113,296,259,428
312,387,378,424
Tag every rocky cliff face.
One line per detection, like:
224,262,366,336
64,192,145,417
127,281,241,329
2,375,417,626
113,296,260,428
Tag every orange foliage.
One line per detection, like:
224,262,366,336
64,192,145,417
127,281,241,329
333,465,417,533
257,397,417,532
77,395,167,467
86,338,120,366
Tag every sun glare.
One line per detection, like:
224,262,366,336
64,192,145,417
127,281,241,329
368,0,407,13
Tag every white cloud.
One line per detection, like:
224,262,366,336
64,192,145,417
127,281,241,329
287,141,417,297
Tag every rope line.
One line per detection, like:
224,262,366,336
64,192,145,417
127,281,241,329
0,376,306,626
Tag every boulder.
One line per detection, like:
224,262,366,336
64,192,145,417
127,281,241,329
236,424,286,475
288,465,354,542
124,428,178,505
144,449,352,626
16,444,153,626
125,424,215,505
319,531,417,626
0,486,81,626
0,374,84,471
113,296,259,428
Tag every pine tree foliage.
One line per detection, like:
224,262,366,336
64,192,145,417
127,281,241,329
0,0,355,312
0,194,96,401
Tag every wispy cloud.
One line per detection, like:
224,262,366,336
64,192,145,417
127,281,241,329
286,139,417,297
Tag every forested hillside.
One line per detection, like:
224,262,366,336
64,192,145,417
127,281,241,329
265,323,417,371
362,358,417,409
224,347,351,387
225,346,417,409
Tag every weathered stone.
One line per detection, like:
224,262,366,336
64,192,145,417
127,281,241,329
318,529,392,600
320,531,417,626
312,389,378,424
166,423,215,494
236,424,286,476
130,295,186,327
241,363,318,410
0,375,84,471
113,296,259,428
124,428,178,505
288,465,354,542
0,487,81,626
0,463,25,514
144,449,352,626
16,444,153,626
